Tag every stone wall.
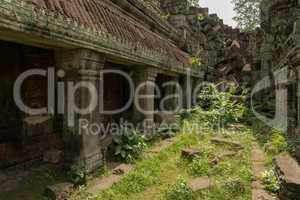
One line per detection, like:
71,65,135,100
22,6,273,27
259,0,300,155
259,1,300,198
160,0,262,89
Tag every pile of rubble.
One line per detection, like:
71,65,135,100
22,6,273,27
160,0,262,88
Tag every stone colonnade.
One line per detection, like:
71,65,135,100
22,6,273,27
55,49,200,171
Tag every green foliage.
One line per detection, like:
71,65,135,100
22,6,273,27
264,129,288,154
261,169,280,192
188,0,200,7
67,163,87,186
114,128,147,163
164,177,194,200
232,0,261,31
188,157,211,176
160,14,170,21
188,148,213,176
197,14,204,22
195,84,248,127
190,57,202,66
223,179,247,195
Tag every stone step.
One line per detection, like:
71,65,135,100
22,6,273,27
87,175,121,194
112,164,135,175
87,163,135,194
251,148,266,179
181,148,201,160
211,138,244,150
250,145,278,200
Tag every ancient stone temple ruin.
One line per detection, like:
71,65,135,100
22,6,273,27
1,0,300,199
0,0,204,172
0,0,260,172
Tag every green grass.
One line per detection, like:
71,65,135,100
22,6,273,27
71,119,258,200
3,118,279,200
250,119,289,167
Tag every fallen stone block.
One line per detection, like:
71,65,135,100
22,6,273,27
112,164,135,175
211,138,243,150
189,176,215,192
210,150,239,165
181,148,201,160
274,155,300,199
45,182,74,200
252,189,277,200
87,175,121,194
220,150,238,157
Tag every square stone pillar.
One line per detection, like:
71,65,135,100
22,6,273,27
56,49,105,172
133,68,157,131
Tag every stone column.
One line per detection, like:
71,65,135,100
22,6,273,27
133,68,157,131
181,76,193,109
56,49,105,172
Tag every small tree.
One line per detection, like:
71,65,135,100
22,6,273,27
188,0,200,7
232,0,261,31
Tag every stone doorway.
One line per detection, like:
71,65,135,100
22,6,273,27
101,64,134,144
0,40,62,169
154,74,180,124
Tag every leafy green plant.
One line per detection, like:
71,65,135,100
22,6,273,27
190,57,202,66
223,179,246,195
197,14,204,21
188,148,213,176
188,158,210,176
265,129,288,154
67,163,87,186
114,128,147,163
261,169,280,192
195,84,248,127
164,177,194,200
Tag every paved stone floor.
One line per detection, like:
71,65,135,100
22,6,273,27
251,144,278,200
